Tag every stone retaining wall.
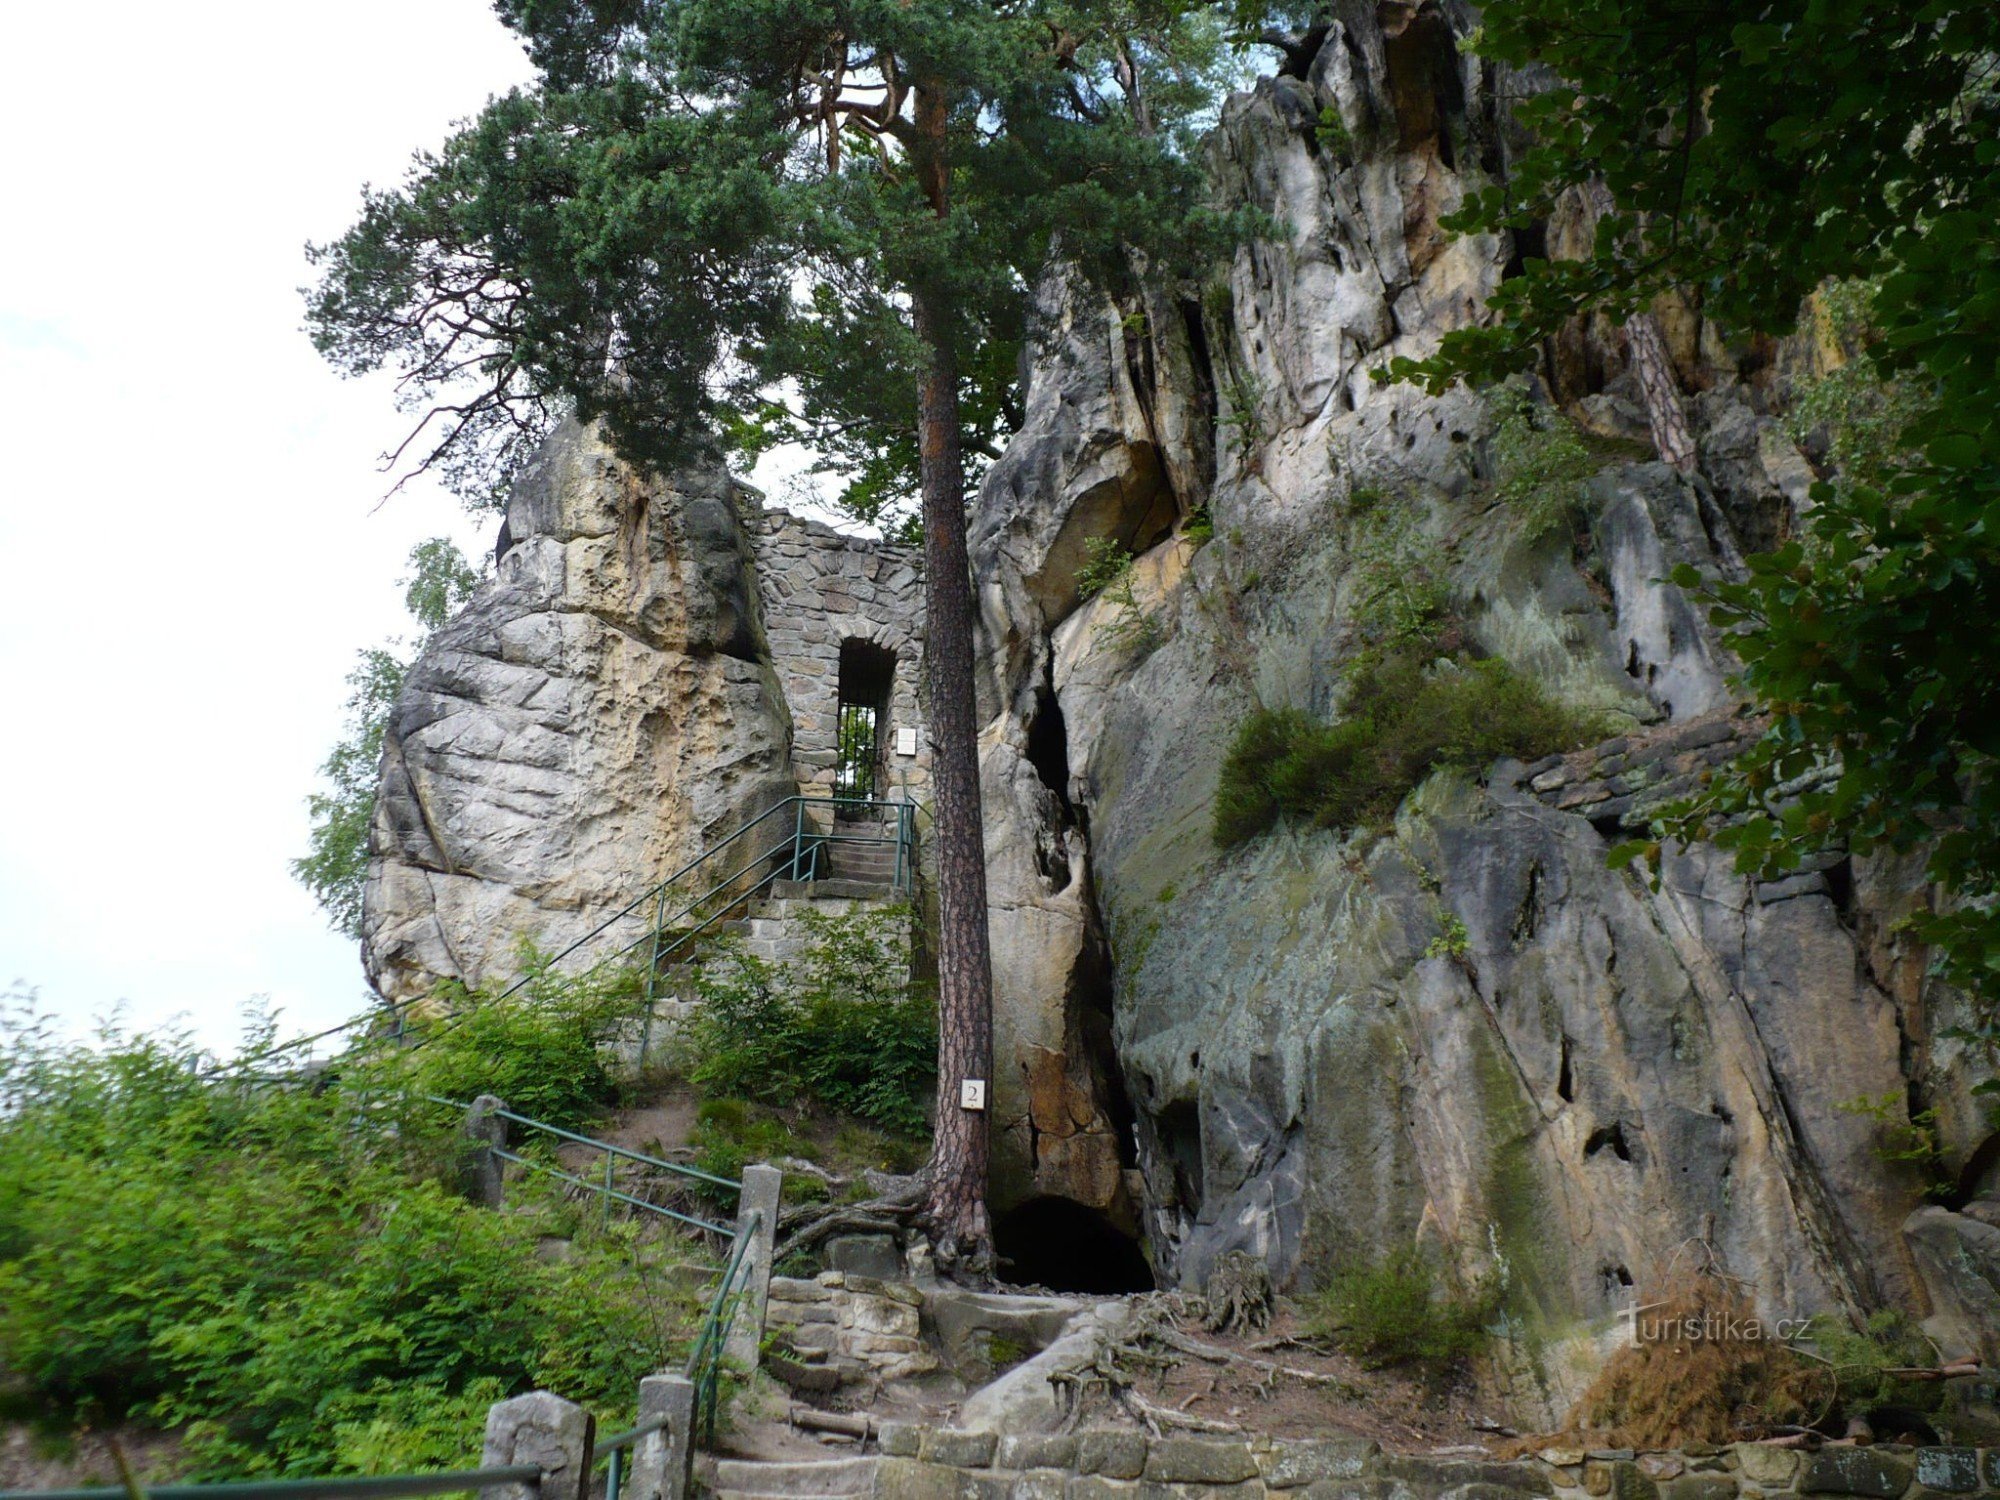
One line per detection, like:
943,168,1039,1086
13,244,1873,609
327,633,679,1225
764,1271,940,1387
1502,710,1764,834
865,1429,2000,1500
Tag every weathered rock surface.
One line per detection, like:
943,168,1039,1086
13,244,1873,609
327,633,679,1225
965,11,1995,1423
356,1,2000,1429
362,423,797,1001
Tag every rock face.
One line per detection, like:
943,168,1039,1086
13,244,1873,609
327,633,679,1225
964,8,1996,1422
360,422,925,1001
359,2,1998,1423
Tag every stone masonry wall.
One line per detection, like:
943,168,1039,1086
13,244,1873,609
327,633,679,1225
748,508,929,803
868,1428,2000,1500
763,1271,940,1386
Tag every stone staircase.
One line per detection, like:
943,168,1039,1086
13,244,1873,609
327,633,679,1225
706,1454,878,1500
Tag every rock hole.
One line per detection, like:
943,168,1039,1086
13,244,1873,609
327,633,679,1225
1025,679,1076,825
1824,856,1855,915
1584,1121,1633,1162
1557,1036,1575,1103
1599,1263,1634,1297
1155,1099,1205,1216
993,1197,1155,1294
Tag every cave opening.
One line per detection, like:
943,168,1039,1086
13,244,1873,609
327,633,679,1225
994,1196,1155,1294
1025,682,1075,823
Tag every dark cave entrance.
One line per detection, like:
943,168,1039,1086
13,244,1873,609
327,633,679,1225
994,1196,1155,1294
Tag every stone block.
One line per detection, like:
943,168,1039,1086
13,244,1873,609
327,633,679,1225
1000,1435,1081,1471
924,1430,1002,1468
1642,1458,1687,1482
1798,1450,1913,1498
850,1299,924,1338
1263,1438,1381,1488
1015,1471,1072,1500
824,1232,896,1280
1541,1454,1588,1470
1077,1430,1150,1480
1145,1439,1261,1485
1734,1448,1799,1487
1584,1467,1614,1498
1068,1480,1140,1500
1138,1484,1266,1500
1912,1452,1980,1495
1665,1476,1737,1500
878,1457,968,1500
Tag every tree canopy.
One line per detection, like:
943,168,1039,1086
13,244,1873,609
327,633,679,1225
1394,1,2000,1016
307,0,1241,526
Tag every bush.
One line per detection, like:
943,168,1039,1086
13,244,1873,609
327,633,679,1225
391,956,645,1131
684,906,935,1134
1214,650,1603,845
1308,1249,1494,1368
0,994,704,1478
1491,390,1599,543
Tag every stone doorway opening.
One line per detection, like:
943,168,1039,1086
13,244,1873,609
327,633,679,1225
993,1196,1154,1294
834,640,897,804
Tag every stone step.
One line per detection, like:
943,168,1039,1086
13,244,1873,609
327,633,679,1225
768,879,896,902
710,1455,877,1497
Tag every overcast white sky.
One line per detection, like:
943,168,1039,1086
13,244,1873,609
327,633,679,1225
0,2,547,1054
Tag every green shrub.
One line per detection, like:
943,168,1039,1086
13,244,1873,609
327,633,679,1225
685,906,935,1134
0,996,704,1478
1075,536,1135,600
1808,1309,1948,1414
1491,390,1598,542
389,954,646,1132
1214,651,1602,845
1308,1249,1494,1368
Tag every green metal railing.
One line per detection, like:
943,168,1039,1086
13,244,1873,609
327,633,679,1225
425,1094,739,1237
197,794,916,1089
433,1094,770,1448
593,1411,670,1500
684,1206,764,1444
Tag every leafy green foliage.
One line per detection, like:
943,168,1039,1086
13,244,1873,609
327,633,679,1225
1834,1091,1951,1199
294,540,478,935
1346,499,1452,647
1490,389,1598,543
306,0,1252,526
1388,0,2000,1021
1072,534,1162,648
0,990,702,1478
1307,1249,1494,1369
1214,651,1602,845
397,958,645,1132
1807,1310,1947,1415
684,906,935,1134
1076,535,1136,599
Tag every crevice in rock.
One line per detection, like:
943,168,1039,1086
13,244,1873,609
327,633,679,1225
1178,296,1220,498
1154,1099,1206,1221
1557,1036,1575,1104
1584,1120,1633,1162
1954,1131,2000,1206
1025,675,1077,827
1068,864,1139,1172
994,1196,1155,1293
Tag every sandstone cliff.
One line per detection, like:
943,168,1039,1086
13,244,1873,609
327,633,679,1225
358,5,2000,1417
966,8,1999,1416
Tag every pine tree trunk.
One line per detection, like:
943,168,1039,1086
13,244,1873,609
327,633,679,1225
1625,312,1698,473
1581,181,1697,474
910,85,996,1277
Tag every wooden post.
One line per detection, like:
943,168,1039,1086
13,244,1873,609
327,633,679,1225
722,1164,782,1368
481,1391,594,1500
624,1373,696,1500
465,1094,507,1209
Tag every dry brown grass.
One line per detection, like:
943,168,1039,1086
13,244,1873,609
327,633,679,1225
1540,1266,1836,1450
